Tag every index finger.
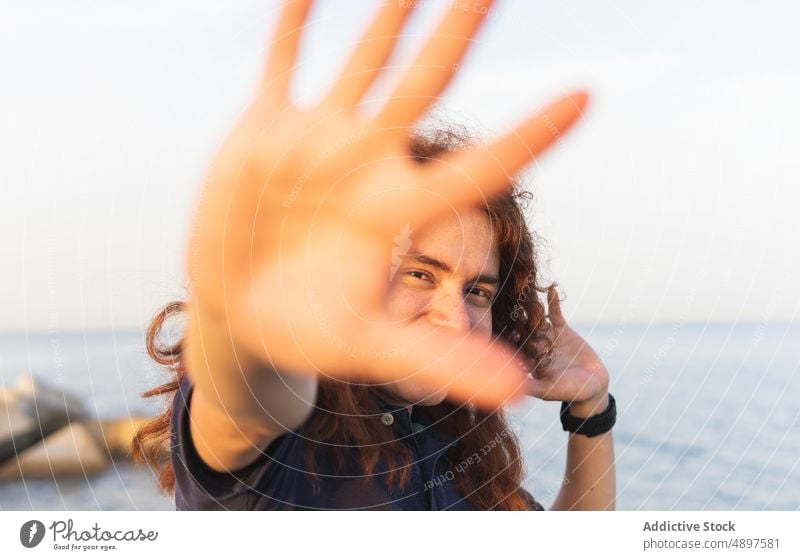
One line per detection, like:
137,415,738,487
356,320,529,410
361,91,589,233
425,91,589,208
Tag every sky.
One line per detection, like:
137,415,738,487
1,0,799,332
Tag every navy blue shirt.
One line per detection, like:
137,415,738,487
171,376,544,510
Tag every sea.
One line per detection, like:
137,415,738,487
1,322,798,511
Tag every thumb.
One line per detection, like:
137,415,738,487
358,321,529,410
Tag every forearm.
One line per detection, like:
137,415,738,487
183,300,318,435
550,395,616,511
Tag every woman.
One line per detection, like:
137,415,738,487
134,0,615,510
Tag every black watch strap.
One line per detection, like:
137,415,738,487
560,393,616,437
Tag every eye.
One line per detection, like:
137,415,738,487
467,286,494,304
407,270,433,282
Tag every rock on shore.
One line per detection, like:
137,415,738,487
0,374,167,480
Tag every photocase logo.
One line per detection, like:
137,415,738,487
20,520,46,548
390,224,412,280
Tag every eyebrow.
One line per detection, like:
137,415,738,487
407,251,500,286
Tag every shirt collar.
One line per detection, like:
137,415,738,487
369,390,459,449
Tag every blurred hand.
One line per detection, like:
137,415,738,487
187,0,588,409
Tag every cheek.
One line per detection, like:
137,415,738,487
468,306,494,340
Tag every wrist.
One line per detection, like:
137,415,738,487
560,392,616,438
566,392,609,419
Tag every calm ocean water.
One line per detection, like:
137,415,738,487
1,322,798,510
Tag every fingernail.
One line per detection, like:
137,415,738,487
567,90,590,111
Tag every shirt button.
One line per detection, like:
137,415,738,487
381,412,394,426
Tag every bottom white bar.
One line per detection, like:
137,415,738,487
1,511,798,559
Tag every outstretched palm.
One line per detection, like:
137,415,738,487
188,0,588,409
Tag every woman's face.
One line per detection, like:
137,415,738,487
378,208,500,408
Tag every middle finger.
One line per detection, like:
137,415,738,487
373,0,496,130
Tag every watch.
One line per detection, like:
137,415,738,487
560,394,616,437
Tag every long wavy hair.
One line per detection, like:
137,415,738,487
133,124,555,510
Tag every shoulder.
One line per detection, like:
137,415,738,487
169,375,302,510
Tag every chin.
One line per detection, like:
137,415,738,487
411,387,449,407
382,382,449,408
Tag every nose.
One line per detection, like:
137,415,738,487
426,286,471,333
